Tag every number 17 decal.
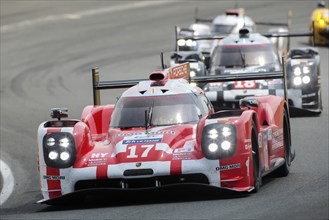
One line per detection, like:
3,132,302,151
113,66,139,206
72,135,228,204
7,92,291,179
127,145,155,158
111,143,173,158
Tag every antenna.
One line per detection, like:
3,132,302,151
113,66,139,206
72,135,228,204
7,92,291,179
175,25,178,51
160,52,165,70
234,0,238,9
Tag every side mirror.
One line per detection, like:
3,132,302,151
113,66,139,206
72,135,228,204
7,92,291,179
50,108,68,120
239,97,258,109
203,53,211,69
214,66,225,75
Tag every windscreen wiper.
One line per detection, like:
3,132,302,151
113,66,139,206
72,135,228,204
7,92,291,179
144,103,153,133
239,49,246,68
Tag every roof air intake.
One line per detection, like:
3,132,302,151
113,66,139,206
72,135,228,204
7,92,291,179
149,71,165,81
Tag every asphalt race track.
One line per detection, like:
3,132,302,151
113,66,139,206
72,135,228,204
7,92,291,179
1,1,328,219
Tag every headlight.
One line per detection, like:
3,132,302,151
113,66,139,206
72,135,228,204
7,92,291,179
59,137,70,148
186,39,193,47
60,152,70,161
293,67,301,76
47,137,55,146
208,143,219,152
201,123,236,159
222,126,231,137
302,66,310,74
177,39,186,46
293,77,302,86
43,132,76,168
221,141,231,150
48,151,58,160
208,129,218,139
190,70,196,78
302,76,311,84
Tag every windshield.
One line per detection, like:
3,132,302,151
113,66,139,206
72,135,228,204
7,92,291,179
212,24,235,35
110,94,201,128
212,44,278,68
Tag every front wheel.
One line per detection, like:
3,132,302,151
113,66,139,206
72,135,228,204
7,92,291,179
273,109,291,177
251,121,261,193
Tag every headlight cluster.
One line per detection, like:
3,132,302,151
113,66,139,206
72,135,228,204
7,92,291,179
177,39,197,47
292,66,311,86
190,70,196,78
43,132,76,168
201,123,236,159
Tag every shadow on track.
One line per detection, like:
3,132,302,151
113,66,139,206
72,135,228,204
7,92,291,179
289,108,321,118
38,173,281,212
38,185,249,212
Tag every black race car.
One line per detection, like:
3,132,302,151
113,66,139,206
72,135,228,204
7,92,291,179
286,48,322,114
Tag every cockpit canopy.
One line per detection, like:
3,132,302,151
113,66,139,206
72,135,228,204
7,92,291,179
110,94,202,128
211,15,255,35
211,44,280,69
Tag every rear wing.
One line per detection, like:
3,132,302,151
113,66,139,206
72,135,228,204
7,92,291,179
92,58,289,105
194,8,293,27
194,8,246,24
176,29,314,41
175,27,316,49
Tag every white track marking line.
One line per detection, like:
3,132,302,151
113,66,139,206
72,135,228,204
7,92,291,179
1,1,170,33
0,160,15,206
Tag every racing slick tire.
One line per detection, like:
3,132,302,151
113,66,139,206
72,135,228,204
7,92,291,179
273,109,291,177
251,121,261,193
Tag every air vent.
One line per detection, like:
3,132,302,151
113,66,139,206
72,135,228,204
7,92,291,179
161,89,169,93
123,169,154,176
150,71,165,81
139,90,147,94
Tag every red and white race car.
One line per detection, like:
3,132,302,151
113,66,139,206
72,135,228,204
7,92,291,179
37,63,294,205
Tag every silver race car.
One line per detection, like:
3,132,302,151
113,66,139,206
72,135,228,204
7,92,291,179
201,29,321,115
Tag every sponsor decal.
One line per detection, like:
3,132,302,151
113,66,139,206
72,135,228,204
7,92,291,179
272,128,283,150
174,147,194,153
168,63,190,80
244,139,251,149
258,133,263,149
88,153,108,166
123,138,162,144
173,152,192,160
273,128,283,138
91,153,108,158
117,130,175,137
88,158,107,166
43,175,65,180
226,68,267,74
216,163,241,171
267,129,272,140
246,157,250,176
